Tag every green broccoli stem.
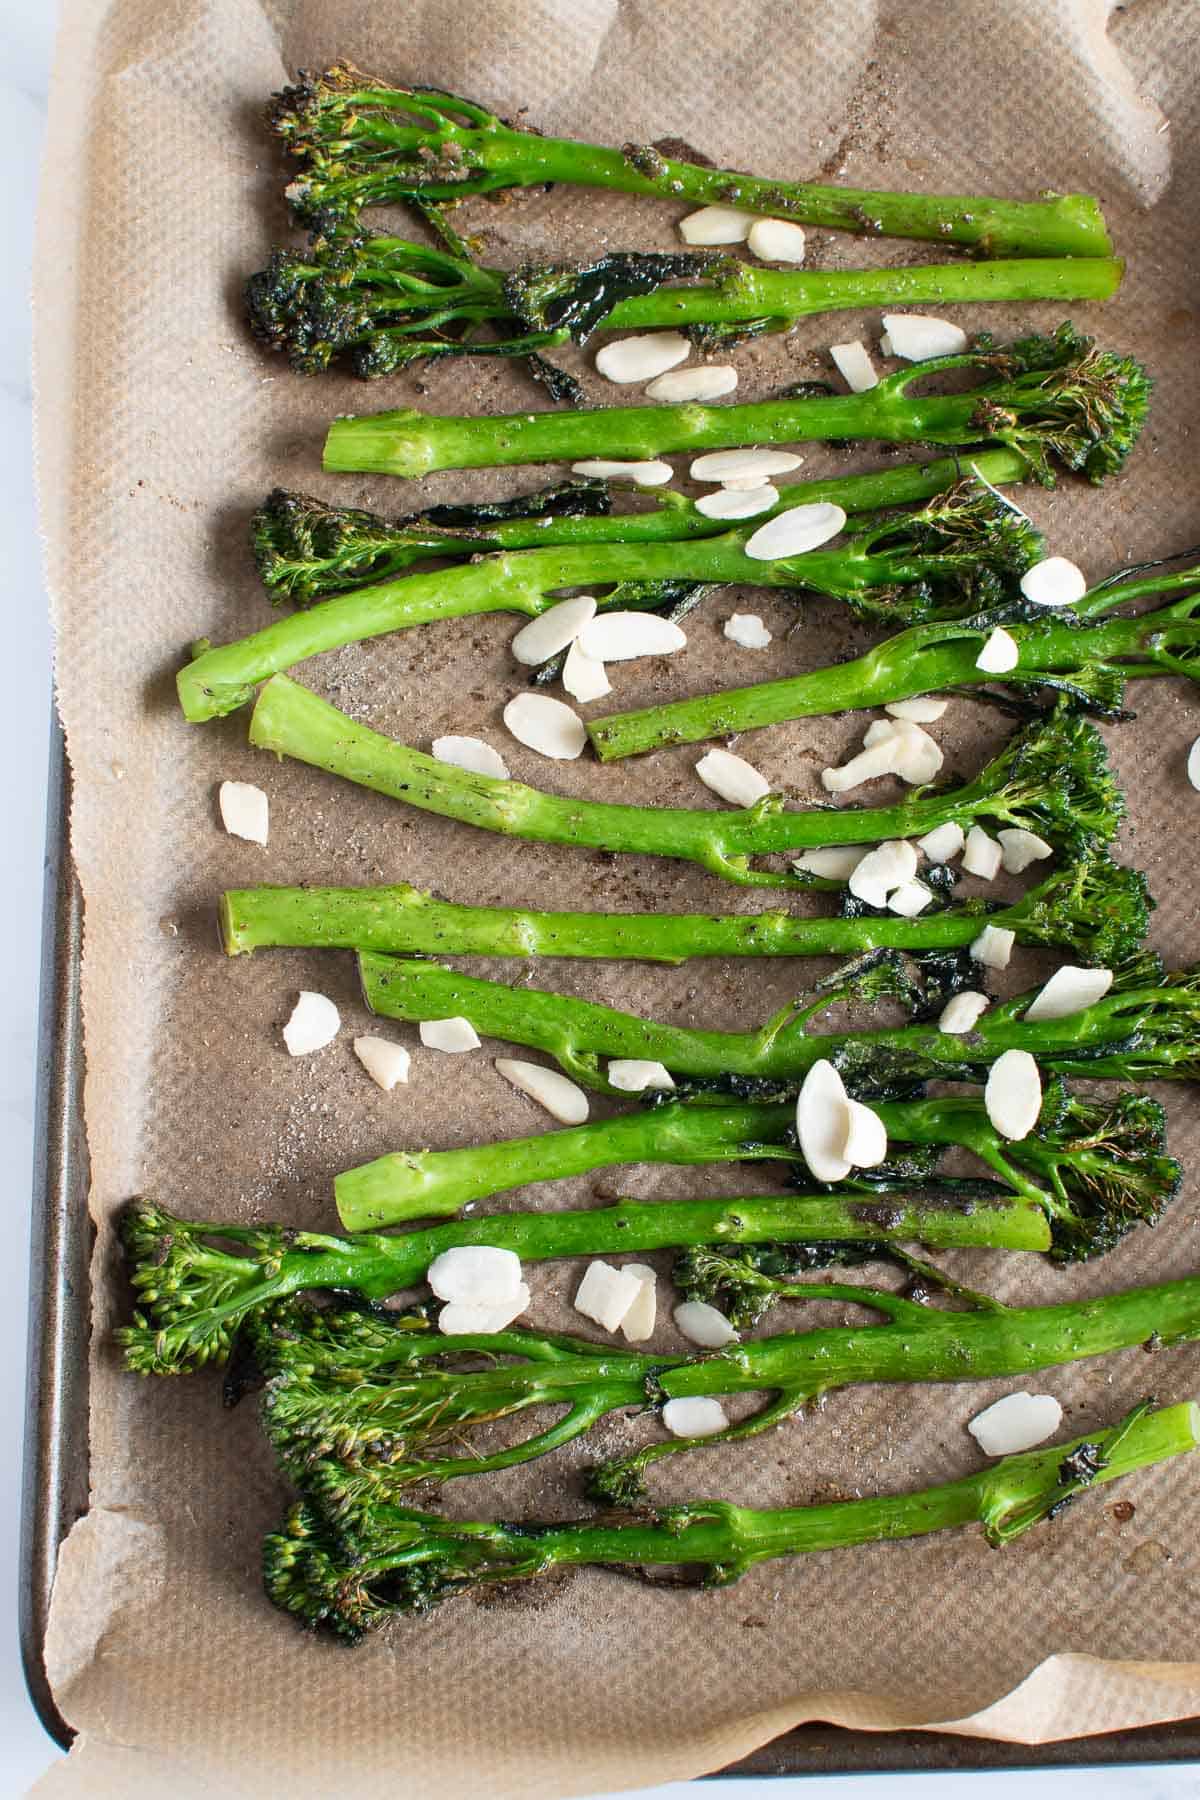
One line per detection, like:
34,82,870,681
264,1403,1198,1639
590,569,1200,759
357,954,1200,1089
243,678,1097,889
275,74,1113,258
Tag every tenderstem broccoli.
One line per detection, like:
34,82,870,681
270,69,1113,258
321,324,1149,485
263,1401,1197,1641
244,686,1118,888
181,475,1040,720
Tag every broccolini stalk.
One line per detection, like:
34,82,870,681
334,1082,1178,1254
221,842,1151,966
271,69,1113,257
263,1402,1196,1641
359,949,1200,1092
591,562,1200,759
118,1192,1051,1377
245,684,1115,888
182,479,1039,720
255,450,1029,605
322,324,1149,484
248,230,1123,377
255,1277,1200,1518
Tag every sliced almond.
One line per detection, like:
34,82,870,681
282,991,340,1056
695,747,771,807
1188,738,1200,791
562,638,612,702
744,501,846,561
971,924,1016,970
595,332,690,384
571,458,674,486
938,991,990,1034
841,1097,888,1167
495,1058,589,1125
886,696,948,723
662,1396,731,1438
880,313,969,360
577,613,687,662
219,779,269,846
420,1016,481,1053
998,827,1053,875
962,826,1003,881
1020,556,1087,608
887,879,934,917
431,734,511,779
678,204,754,245
427,1245,523,1305
984,1047,1042,1141
694,483,778,520
747,217,807,262
793,845,869,880
918,821,965,863
724,612,772,649
968,1391,1063,1457
862,719,900,749
621,1265,658,1342
673,1299,739,1348
886,719,944,784
438,1285,530,1336
1024,966,1114,1023
795,1058,853,1182
353,1034,411,1091
821,736,905,794
608,1059,676,1092
645,365,738,402
511,595,597,666
829,340,878,392
574,1260,643,1334
848,839,919,907
976,627,1020,674
502,691,587,759
690,447,804,482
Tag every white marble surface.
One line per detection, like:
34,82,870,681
1,1,1197,1794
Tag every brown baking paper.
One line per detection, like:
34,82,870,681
29,0,1200,1792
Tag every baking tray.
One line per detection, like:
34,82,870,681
19,725,1200,1774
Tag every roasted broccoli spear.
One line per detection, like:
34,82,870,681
269,68,1113,257
322,324,1149,485
262,1401,1196,1641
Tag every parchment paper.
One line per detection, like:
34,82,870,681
29,1,1200,1793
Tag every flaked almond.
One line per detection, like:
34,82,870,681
795,1058,853,1182
673,1299,739,1348
432,734,511,779
886,720,945,785
574,1260,644,1333
694,483,778,520
849,838,919,906
571,458,674,486
695,747,771,807
829,339,877,392
495,1058,589,1125
353,1035,411,1091
428,1245,523,1306
282,991,340,1056
438,1285,530,1336
841,1097,888,1167
562,639,612,702
621,1265,658,1342
690,447,804,482
420,1016,481,1053
219,779,269,846
962,826,1003,881
678,204,754,245
918,821,965,863
662,1396,731,1438
747,217,807,262
968,1391,1063,1457
502,691,587,759
595,331,690,384
577,613,687,662
608,1058,676,1092
793,845,869,880
821,736,904,794
1020,556,1087,608
645,365,738,401
985,1047,1042,1141
938,991,990,1035
976,626,1020,674
971,924,1016,970
744,501,846,561
888,879,934,917
998,827,1053,875
724,612,772,649
1024,965,1114,1022
1188,738,1200,791
886,696,948,723
511,595,597,666
880,313,968,360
